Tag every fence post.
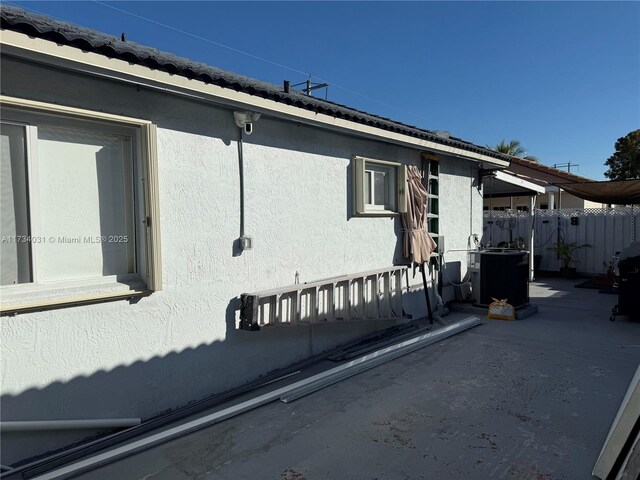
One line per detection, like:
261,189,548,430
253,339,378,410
528,196,535,280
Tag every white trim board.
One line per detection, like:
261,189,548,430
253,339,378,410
616,431,640,480
493,170,546,194
0,96,162,313
593,364,640,479
1,30,508,168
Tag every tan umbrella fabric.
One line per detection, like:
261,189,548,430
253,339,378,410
402,165,437,264
556,179,640,205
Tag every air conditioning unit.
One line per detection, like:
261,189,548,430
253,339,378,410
469,249,529,308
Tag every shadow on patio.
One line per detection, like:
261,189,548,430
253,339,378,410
45,278,640,480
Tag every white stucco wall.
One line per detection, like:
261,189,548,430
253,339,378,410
0,57,481,462
437,158,484,302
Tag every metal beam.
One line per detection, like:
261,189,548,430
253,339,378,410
280,316,481,403
0,419,141,432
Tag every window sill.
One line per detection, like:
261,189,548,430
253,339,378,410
353,210,401,218
1,275,151,316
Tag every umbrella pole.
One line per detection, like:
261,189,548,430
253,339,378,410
420,263,434,324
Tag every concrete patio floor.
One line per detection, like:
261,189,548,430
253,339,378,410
78,278,640,480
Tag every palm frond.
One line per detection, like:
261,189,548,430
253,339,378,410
490,138,538,161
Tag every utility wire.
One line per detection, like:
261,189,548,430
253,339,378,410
6,0,430,124
92,1,311,78
90,1,429,124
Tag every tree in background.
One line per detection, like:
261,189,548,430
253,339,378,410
488,139,539,161
604,129,640,180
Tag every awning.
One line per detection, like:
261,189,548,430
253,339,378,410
555,180,640,205
484,171,546,198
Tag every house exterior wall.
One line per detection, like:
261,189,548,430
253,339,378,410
0,57,480,462
484,192,605,210
561,196,604,209
438,159,484,301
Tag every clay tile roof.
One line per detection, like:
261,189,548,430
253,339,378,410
0,5,513,163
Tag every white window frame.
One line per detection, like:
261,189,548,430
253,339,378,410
364,163,396,212
0,96,162,314
353,156,407,216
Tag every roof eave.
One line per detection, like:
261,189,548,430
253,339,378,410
509,157,593,183
0,28,509,167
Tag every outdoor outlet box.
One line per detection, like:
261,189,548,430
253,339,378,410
240,236,252,251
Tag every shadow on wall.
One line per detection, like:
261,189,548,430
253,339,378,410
1,295,408,467
0,75,431,467
393,215,409,266
344,159,408,267
441,261,462,286
1,329,232,467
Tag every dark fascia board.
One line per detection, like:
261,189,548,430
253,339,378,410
509,157,593,183
484,192,537,199
0,5,513,164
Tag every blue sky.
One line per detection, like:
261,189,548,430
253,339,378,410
8,1,640,179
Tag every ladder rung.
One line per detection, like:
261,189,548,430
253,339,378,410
239,267,409,330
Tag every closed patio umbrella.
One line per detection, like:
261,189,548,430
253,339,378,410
402,165,437,322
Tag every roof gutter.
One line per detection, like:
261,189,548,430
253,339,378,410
0,29,509,168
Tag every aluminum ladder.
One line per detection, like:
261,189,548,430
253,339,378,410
239,266,407,330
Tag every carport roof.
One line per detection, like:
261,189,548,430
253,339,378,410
484,170,546,198
508,156,594,186
500,157,640,204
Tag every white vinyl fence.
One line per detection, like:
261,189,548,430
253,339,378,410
483,207,639,275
